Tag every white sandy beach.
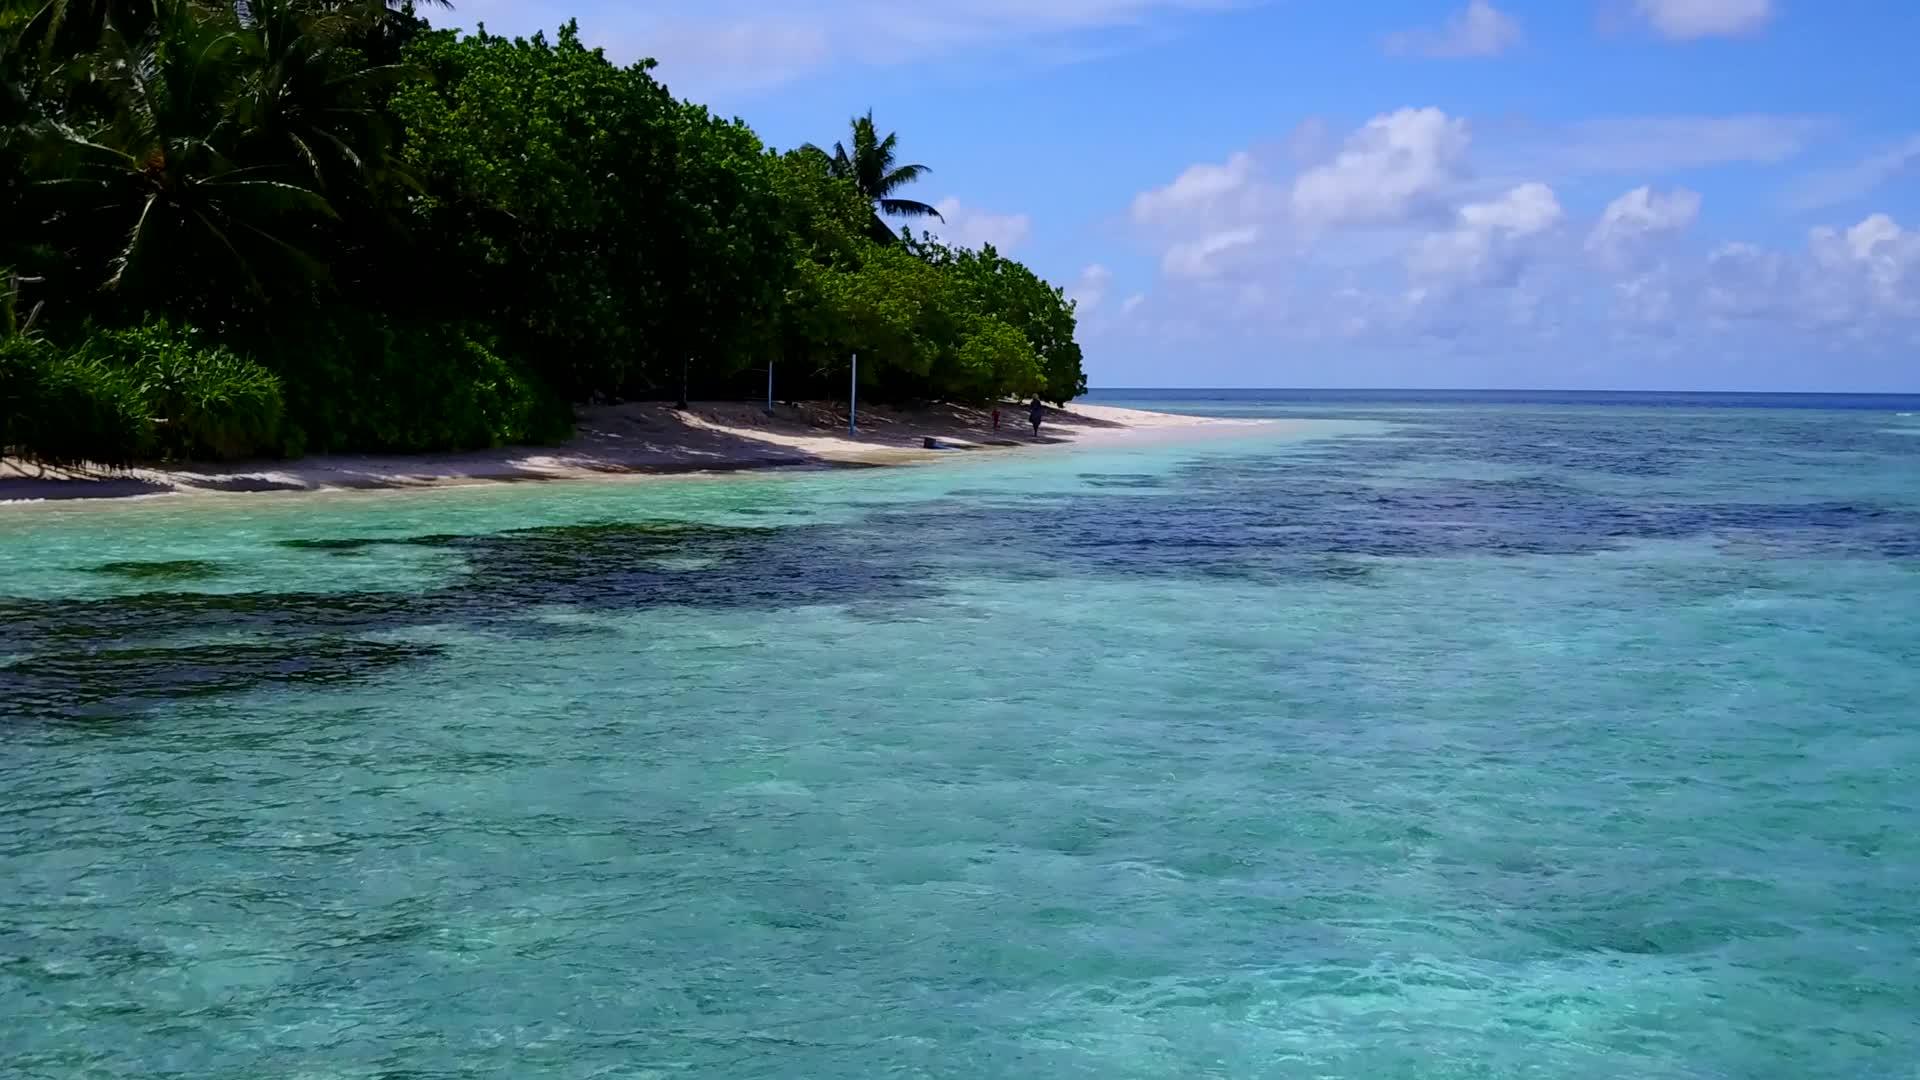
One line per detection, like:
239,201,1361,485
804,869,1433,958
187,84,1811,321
0,401,1273,503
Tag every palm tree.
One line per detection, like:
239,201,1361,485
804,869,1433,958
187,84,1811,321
8,0,160,62
37,0,339,300
806,109,941,243
230,0,416,197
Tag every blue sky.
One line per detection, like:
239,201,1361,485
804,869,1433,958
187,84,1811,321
450,1,1920,391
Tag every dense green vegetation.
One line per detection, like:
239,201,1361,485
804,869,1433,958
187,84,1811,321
0,0,1086,465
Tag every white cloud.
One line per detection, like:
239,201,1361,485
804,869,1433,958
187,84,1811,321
1786,134,1920,211
1586,185,1702,269
1410,182,1562,282
1129,109,1821,287
1518,114,1826,175
925,198,1032,252
1163,227,1261,279
1291,108,1472,228
1129,109,1545,289
1459,182,1563,234
611,18,832,92
1611,269,1677,325
1130,151,1264,227
1816,214,1906,264
1119,293,1147,316
1067,264,1113,313
1608,210,1920,334
1640,214,1920,332
1408,229,1496,282
1384,1,1522,59
1121,168,1920,372
1633,0,1774,40
1808,214,1920,317
1115,103,1919,379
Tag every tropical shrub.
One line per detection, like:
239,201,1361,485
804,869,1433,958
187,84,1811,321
0,337,154,467
67,322,285,460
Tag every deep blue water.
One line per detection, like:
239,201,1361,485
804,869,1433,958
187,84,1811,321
1089,386,1920,412
3,392,1919,1077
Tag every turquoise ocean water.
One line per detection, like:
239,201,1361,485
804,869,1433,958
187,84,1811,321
3,390,1919,1077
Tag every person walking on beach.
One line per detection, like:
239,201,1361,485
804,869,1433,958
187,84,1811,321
1028,396,1045,438
992,405,1001,431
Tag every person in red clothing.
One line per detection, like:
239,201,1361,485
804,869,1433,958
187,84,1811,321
991,406,1001,430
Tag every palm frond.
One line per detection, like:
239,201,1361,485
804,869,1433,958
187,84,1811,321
43,125,139,166
200,175,339,219
824,140,853,180
285,129,321,184
234,217,333,285
186,202,263,295
310,126,365,174
105,189,161,290
879,197,941,220
876,162,927,198
324,61,416,94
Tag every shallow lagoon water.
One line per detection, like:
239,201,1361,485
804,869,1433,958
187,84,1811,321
3,393,1919,1078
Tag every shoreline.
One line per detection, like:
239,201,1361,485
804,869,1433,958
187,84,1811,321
0,401,1274,505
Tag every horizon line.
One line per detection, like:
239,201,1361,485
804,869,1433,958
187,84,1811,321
1083,387,1920,396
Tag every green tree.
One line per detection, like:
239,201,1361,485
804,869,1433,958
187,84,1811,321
766,145,877,395
950,316,1043,400
909,233,1087,403
395,22,792,401
772,145,873,269
661,102,791,404
393,21,683,395
813,243,944,379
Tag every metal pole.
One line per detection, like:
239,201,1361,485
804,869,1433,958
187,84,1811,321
766,360,774,415
848,352,858,434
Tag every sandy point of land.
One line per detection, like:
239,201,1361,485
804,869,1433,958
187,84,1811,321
0,400,1271,503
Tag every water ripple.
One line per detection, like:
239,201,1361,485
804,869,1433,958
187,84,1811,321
2,401,1918,1076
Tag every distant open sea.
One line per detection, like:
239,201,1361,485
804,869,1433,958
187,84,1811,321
4,390,1919,1078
